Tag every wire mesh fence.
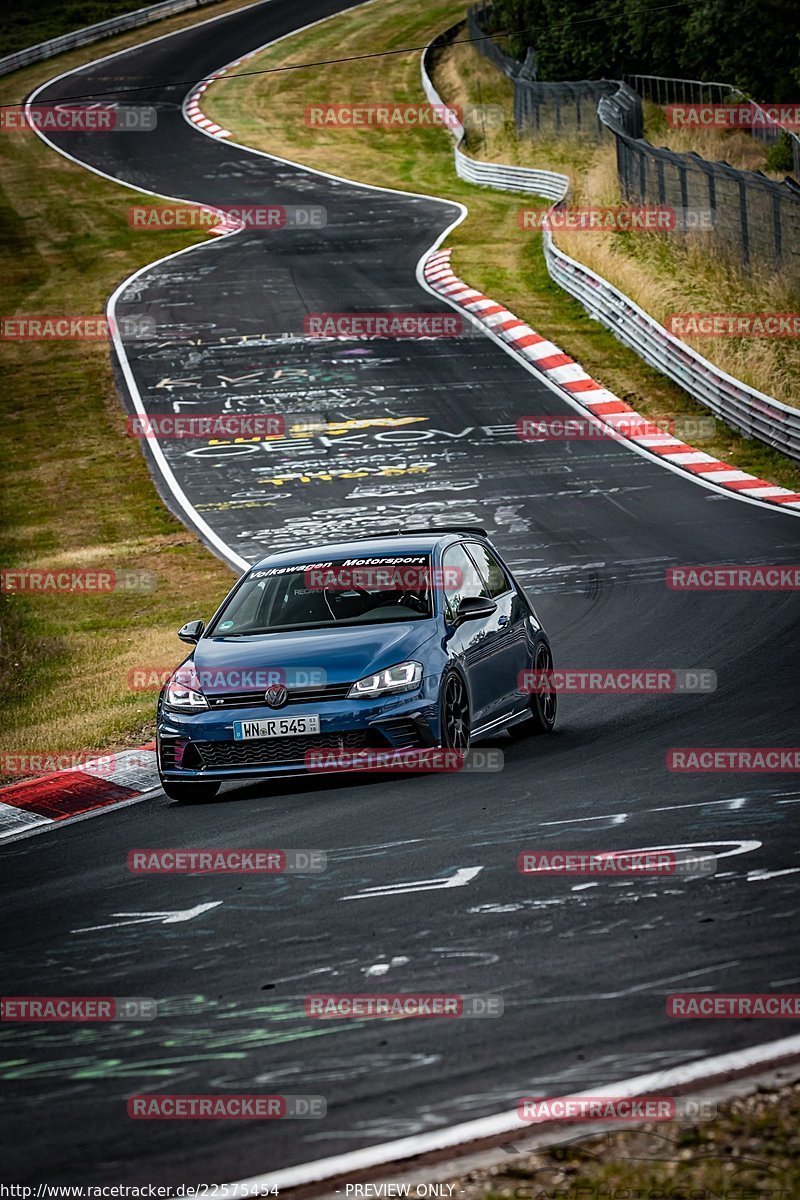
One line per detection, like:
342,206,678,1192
467,4,800,274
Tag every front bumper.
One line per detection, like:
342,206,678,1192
157,681,441,782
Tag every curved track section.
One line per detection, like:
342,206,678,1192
3,0,799,1184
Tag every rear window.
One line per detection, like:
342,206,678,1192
208,556,434,635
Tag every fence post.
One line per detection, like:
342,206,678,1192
679,161,689,213
773,194,783,268
657,159,666,205
739,179,750,267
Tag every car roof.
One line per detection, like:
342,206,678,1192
251,532,489,570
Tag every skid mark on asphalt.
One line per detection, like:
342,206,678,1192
0,998,365,1084
498,960,740,1003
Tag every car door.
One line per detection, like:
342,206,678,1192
466,541,530,720
441,542,509,729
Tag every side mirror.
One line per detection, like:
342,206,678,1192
178,619,205,644
455,596,497,624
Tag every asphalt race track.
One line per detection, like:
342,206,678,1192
2,0,799,1183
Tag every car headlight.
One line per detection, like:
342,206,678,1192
348,660,423,699
164,663,208,712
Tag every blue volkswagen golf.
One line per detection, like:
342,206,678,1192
157,527,556,800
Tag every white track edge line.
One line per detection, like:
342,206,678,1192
229,1033,800,1190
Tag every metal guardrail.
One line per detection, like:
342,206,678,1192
0,0,222,77
420,25,568,201
542,223,800,460
421,25,800,463
454,151,568,199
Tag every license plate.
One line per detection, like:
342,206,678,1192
233,715,321,740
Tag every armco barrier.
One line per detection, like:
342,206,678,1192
0,0,223,77
542,231,800,459
421,26,800,464
420,23,568,202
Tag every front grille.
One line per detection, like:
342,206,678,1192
195,731,368,768
206,683,353,710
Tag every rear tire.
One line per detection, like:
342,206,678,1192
508,640,557,738
160,779,221,802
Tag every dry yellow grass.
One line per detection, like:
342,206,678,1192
642,101,782,175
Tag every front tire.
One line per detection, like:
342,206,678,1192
160,778,221,802
508,640,557,738
440,670,471,753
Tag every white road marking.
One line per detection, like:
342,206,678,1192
71,901,222,933
540,797,758,825
365,957,410,977
747,868,800,881
341,867,483,901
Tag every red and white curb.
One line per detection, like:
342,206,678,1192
0,746,160,840
183,35,275,144
424,248,800,510
185,74,230,138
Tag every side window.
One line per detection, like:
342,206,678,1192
442,543,489,622
467,543,510,599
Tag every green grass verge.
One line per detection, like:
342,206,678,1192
203,0,800,490
0,0,262,777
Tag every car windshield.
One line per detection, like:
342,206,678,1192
208,556,434,635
